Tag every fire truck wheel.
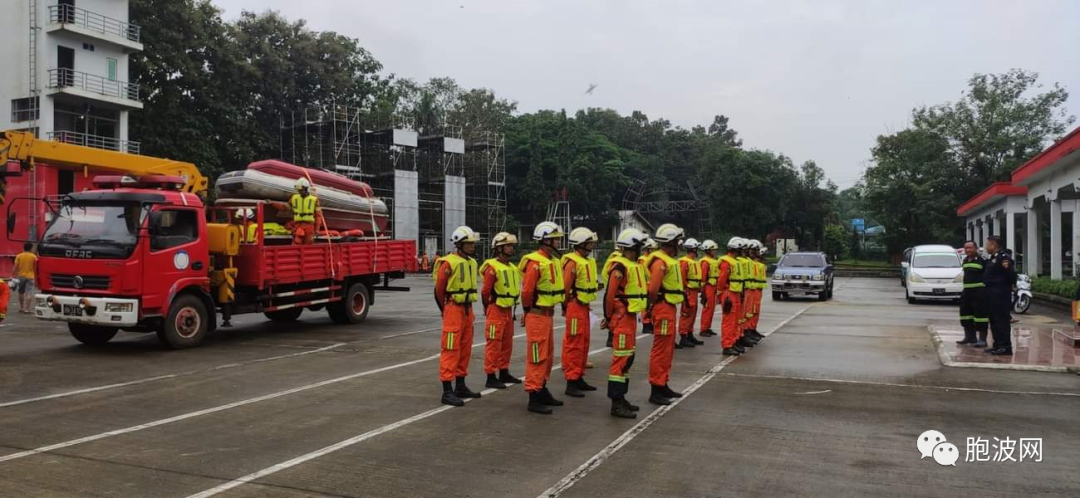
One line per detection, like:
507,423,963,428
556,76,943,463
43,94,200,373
68,323,119,346
264,307,304,322
328,282,369,324
158,294,209,349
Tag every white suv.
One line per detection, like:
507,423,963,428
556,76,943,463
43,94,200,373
903,245,963,304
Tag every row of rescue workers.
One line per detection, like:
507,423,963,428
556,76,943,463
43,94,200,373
432,221,770,419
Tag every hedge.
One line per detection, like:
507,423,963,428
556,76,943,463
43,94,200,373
1031,277,1079,299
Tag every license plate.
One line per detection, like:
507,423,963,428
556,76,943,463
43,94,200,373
932,288,945,295
62,304,83,316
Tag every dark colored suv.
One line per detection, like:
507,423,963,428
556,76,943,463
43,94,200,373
770,252,835,301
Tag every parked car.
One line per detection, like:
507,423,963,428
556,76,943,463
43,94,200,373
770,252,834,301
903,245,963,304
900,247,913,287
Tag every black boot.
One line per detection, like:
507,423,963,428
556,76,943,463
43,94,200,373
624,398,641,411
662,384,683,398
606,332,613,348
973,330,988,348
578,378,598,391
649,385,673,405
733,344,746,354
674,340,685,349
723,347,741,356
527,391,552,414
957,326,977,345
540,386,564,406
486,373,508,389
701,329,717,337
678,336,696,348
990,347,1013,355
565,379,586,398
611,399,637,419
455,377,481,399
498,369,522,384
688,333,705,345
441,381,464,407
748,329,764,340
739,336,758,347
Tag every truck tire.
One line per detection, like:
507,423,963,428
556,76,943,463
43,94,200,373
68,323,119,346
157,294,210,349
328,282,370,324
265,307,304,322
772,291,782,301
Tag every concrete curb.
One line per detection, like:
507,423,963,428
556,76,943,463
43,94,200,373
926,325,1075,374
834,269,900,278
1033,291,1072,310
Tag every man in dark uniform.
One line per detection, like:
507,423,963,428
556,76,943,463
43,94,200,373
957,241,989,347
983,236,1016,355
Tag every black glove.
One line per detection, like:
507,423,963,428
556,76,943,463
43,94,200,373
701,292,707,305
722,298,732,314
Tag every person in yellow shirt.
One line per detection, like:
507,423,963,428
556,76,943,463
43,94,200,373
13,243,38,314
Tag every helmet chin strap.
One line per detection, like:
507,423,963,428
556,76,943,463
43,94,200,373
541,238,562,257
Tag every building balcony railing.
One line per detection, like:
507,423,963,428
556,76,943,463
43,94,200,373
48,4,141,43
47,68,140,102
47,130,140,155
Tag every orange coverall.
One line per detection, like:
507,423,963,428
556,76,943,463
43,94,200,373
521,257,556,394
435,259,475,382
561,257,591,382
647,256,678,387
678,258,698,337
718,256,742,349
605,264,638,400
481,264,514,375
699,258,718,333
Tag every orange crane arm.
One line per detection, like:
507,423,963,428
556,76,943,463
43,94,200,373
0,130,208,197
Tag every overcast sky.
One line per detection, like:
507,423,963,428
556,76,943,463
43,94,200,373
212,0,1080,187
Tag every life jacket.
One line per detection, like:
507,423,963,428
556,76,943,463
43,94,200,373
601,250,622,287
608,255,647,313
720,254,743,292
562,252,598,303
519,250,565,307
650,251,685,305
479,258,521,308
289,194,317,223
679,254,702,290
701,255,720,286
433,253,478,304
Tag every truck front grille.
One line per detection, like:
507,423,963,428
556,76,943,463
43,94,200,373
51,274,111,290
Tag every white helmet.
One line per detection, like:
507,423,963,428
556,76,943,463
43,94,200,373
654,223,684,244
759,244,768,255
682,237,700,250
491,231,517,248
727,236,742,249
532,221,564,241
295,177,311,191
748,239,761,250
450,225,480,245
615,228,648,249
643,237,659,250
700,239,719,251
235,208,254,219
568,227,598,246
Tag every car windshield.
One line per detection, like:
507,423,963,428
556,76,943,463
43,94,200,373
779,254,824,268
42,203,146,248
913,253,960,268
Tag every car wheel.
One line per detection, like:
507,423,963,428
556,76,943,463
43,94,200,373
265,307,304,322
328,282,370,324
817,291,827,301
157,294,210,349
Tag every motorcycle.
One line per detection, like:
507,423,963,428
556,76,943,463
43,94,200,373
1012,273,1032,314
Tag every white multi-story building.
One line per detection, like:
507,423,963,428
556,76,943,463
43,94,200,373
1,0,143,152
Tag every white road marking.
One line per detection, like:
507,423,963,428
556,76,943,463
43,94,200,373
719,372,1080,398
184,334,641,498
0,327,551,463
379,317,484,340
536,303,814,498
796,390,833,395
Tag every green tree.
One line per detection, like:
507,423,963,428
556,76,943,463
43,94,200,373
822,224,849,261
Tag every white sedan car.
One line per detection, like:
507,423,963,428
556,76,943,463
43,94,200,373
903,245,964,303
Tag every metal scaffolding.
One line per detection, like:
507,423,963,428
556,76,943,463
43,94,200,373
464,130,506,260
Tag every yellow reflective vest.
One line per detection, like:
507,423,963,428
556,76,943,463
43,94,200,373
289,194,317,223
701,255,720,286
679,255,702,290
519,250,565,307
639,251,658,284
720,254,743,292
601,250,622,288
650,251,685,305
433,253,478,304
754,260,767,289
608,255,648,313
562,252,598,304
479,258,521,308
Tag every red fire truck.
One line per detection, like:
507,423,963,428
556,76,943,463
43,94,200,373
1,130,415,348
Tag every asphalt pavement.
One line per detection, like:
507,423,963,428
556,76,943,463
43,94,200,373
0,277,1077,497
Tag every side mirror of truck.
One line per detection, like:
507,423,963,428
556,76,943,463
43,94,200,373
6,212,14,236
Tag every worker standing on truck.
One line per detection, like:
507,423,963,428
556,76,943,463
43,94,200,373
605,228,649,419
562,227,600,398
698,240,720,337
519,221,566,414
290,178,318,245
434,226,482,407
646,224,686,406
480,232,523,390
677,238,705,349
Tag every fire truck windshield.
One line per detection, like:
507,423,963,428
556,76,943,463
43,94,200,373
40,203,147,259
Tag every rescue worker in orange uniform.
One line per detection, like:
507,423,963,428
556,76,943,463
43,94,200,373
719,237,746,356
0,277,9,323
290,178,319,245
639,238,659,334
480,232,523,390
646,223,686,405
736,241,760,350
677,238,706,349
698,240,721,337
744,240,767,341
562,227,600,397
420,252,431,273
605,228,650,419
434,226,481,406
520,221,566,414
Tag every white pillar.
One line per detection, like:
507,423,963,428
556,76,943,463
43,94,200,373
1073,200,1080,276
981,218,989,247
1027,208,1040,276
1051,199,1063,279
1006,210,1017,257
993,215,1002,239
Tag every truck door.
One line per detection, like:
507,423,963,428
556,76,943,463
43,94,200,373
145,207,206,315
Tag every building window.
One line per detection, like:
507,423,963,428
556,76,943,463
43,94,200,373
107,58,117,81
82,42,95,52
11,97,40,122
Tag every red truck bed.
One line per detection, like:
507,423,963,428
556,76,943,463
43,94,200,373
234,239,417,288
